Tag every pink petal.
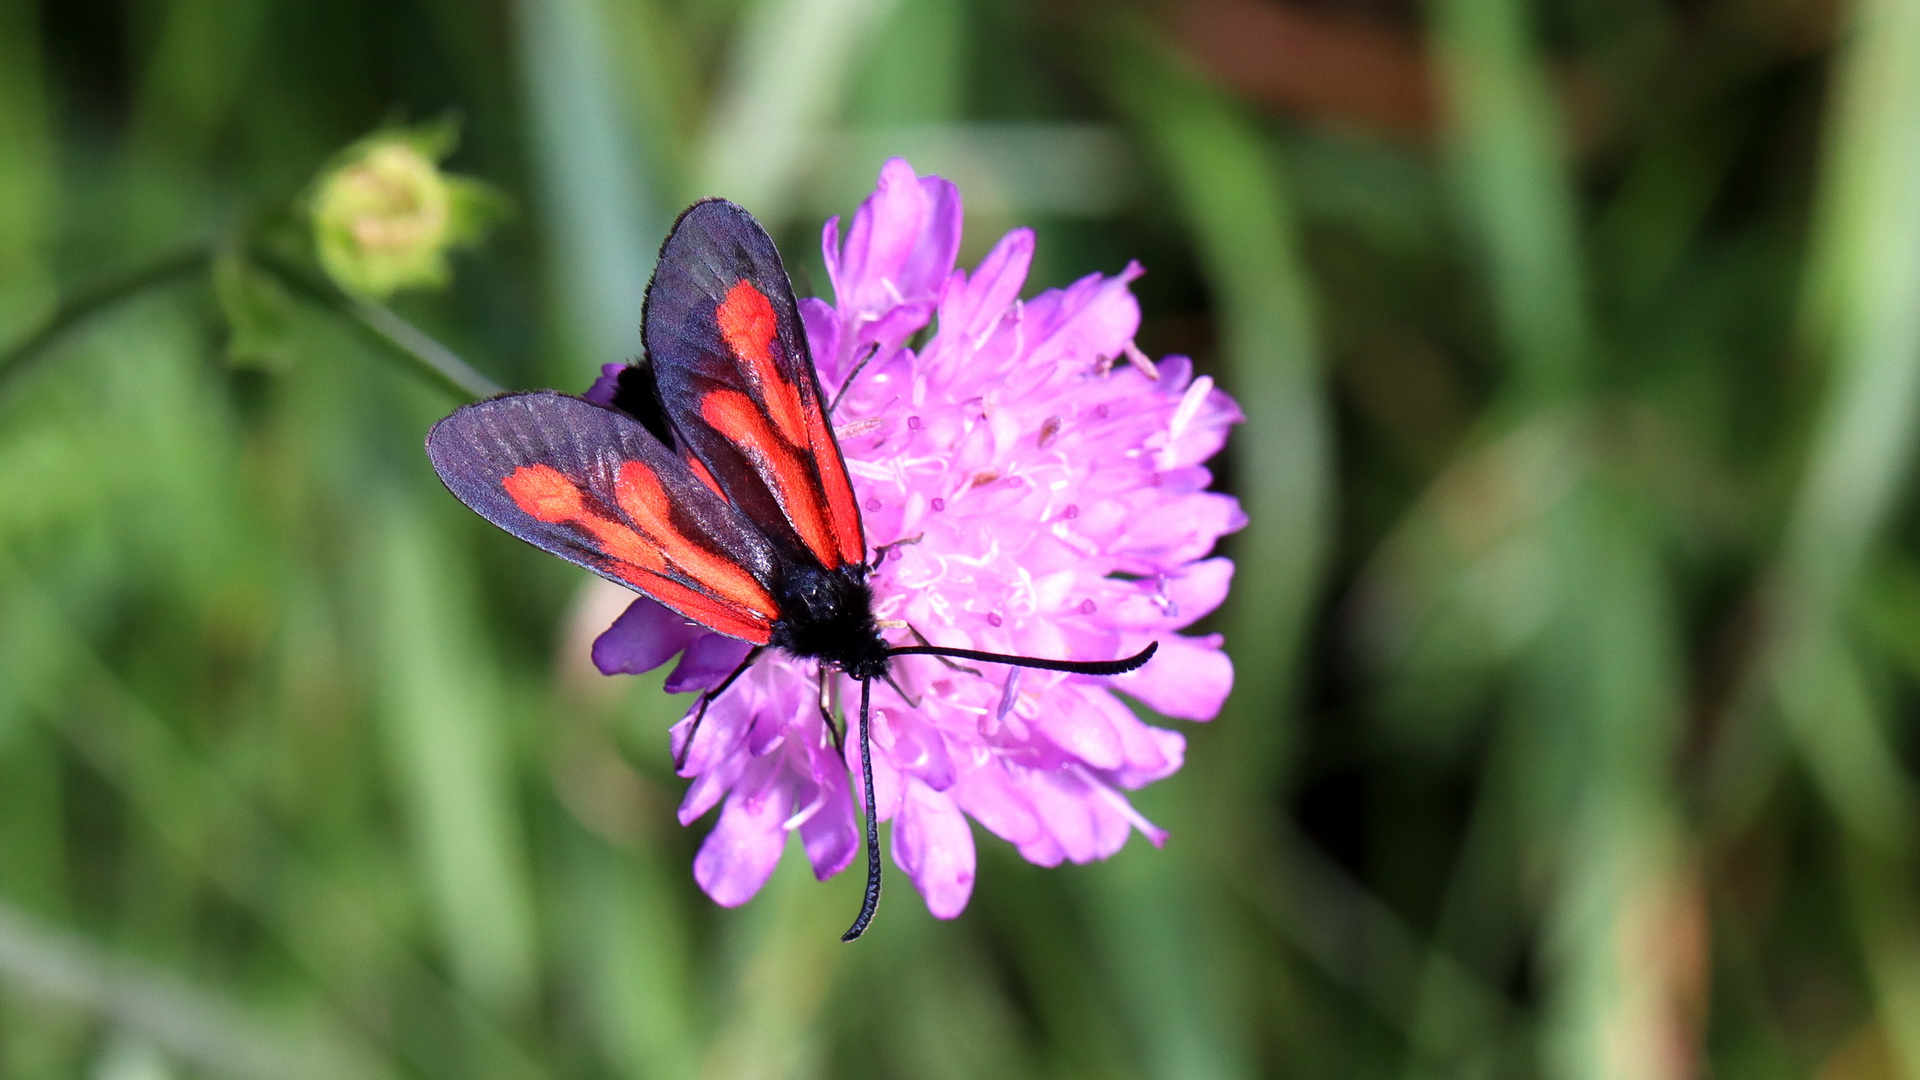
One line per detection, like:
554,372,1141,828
831,159,961,317
745,695,794,756
830,164,913,301
861,305,940,364
846,708,906,821
941,228,1034,343
799,297,846,384
900,174,962,300
1112,633,1232,721
1015,832,1066,867
882,706,956,791
1015,766,1104,863
592,597,708,676
664,633,754,693
583,363,628,409
797,748,859,879
1020,271,1101,335
693,778,790,906
1094,559,1234,631
1117,492,1247,563
1023,265,1145,373
952,759,1042,849
818,213,843,290
1092,780,1169,847
1081,688,1185,781
676,695,763,816
892,783,976,918
677,756,738,823
1036,687,1124,770
1164,382,1246,467
1150,465,1220,497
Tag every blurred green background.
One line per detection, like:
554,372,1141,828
3,0,1919,1075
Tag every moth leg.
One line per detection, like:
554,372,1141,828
829,342,882,416
906,623,982,676
674,645,765,772
881,670,921,709
817,664,846,754
868,533,924,571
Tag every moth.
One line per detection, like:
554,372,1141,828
427,199,1154,939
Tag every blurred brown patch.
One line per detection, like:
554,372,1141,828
1166,0,1620,149
1609,854,1710,1080
1169,0,1438,140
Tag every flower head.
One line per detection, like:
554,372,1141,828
593,159,1244,917
310,123,505,298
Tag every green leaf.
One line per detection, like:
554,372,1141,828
212,248,300,372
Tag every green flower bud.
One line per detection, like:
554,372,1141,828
309,125,503,298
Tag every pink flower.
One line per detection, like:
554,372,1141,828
592,159,1245,918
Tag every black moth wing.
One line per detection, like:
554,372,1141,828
425,391,784,643
641,199,867,571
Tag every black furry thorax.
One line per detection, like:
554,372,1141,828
768,562,891,680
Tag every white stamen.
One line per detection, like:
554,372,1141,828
783,789,827,831
835,417,885,439
1076,765,1169,845
1124,341,1160,379
1168,375,1214,443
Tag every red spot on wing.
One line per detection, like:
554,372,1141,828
503,463,586,522
505,464,667,574
686,454,725,499
716,281,810,447
701,388,840,566
614,461,777,620
804,404,866,566
502,463,774,643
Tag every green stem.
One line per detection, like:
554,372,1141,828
249,250,504,401
348,297,504,401
0,243,505,406
0,246,212,400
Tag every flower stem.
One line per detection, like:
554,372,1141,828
248,250,504,401
347,295,505,401
0,246,212,403
0,243,506,407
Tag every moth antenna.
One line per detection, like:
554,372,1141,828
885,641,1157,677
842,677,882,942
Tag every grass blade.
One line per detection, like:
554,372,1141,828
369,499,540,1018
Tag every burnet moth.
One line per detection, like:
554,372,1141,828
426,199,1156,940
